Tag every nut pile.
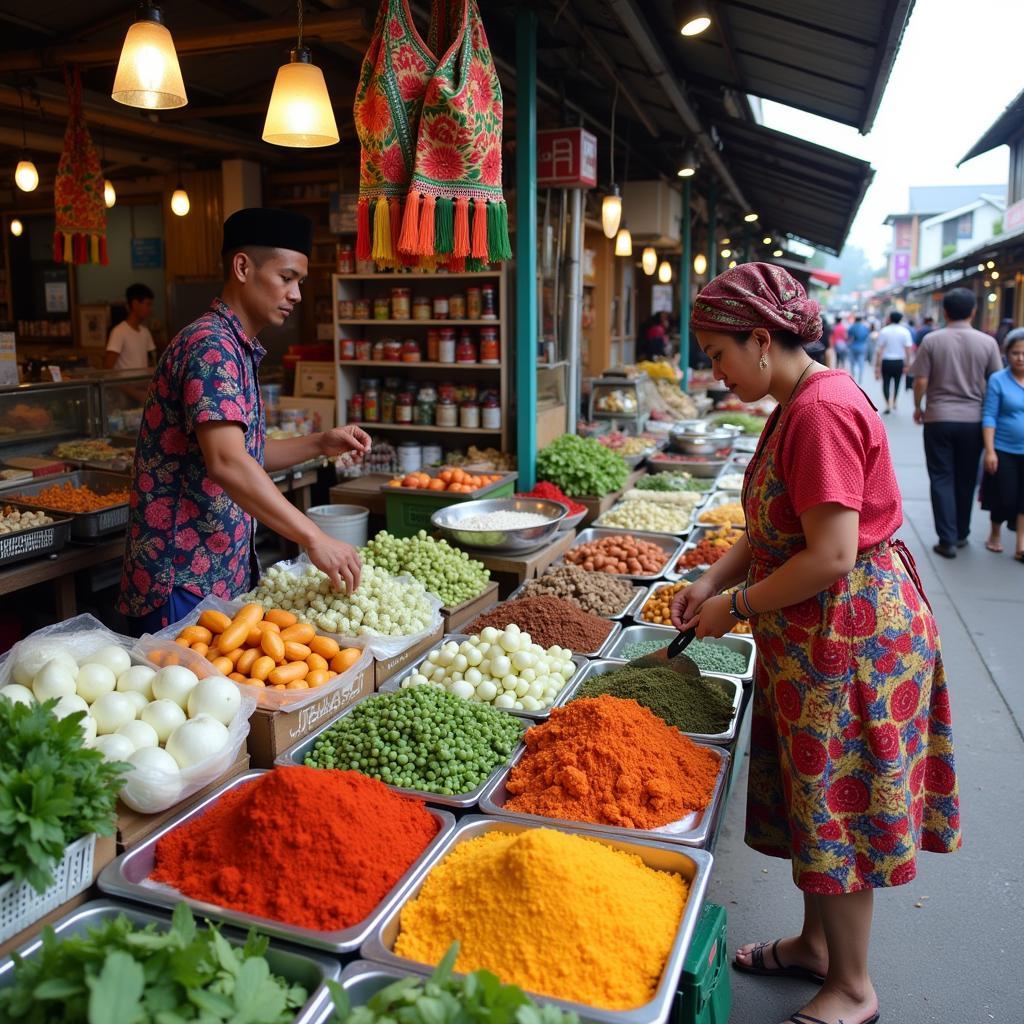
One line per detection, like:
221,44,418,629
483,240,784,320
517,564,636,617
698,501,745,527
564,535,669,576
640,580,693,625
0,506,54,533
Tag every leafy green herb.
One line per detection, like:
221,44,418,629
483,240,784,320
0,903,307,1023
0,699,127,893
536,436,628,498
635,472,711,493
327,943,579,1024
710,411,765,436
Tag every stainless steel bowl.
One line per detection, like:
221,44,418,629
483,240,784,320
431,498,566,553
668,429,735,456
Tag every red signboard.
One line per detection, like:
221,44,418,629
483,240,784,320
537,128,598,188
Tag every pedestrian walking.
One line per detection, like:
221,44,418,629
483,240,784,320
980,329,1024,559
673,263,960,1024
847,315,870,383
831,316,848,369
873,311,915,413
906,316,935,393
910,287,1003,558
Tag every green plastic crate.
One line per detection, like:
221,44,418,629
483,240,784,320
383,472,518,538
676,903,730,1024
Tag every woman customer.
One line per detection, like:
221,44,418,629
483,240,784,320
670,264,961,1024
873,311,914,414
981,328,1024,558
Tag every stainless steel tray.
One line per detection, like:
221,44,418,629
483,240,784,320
0,512,72,568
359,816,713,1024
478,738,729,848
665,526,743,579
379,638,590,721
274,698,525,809
507,576,648,622
557,527,685,582
97,771,457,954
548,657,742,747
3,470,130,538
0,898,340,1024
693,491,745,529
605,623,756,682
646,454,727,478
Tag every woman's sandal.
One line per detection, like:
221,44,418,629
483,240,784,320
732,939,826,984
985,541,1003,553
789,1013,880,1024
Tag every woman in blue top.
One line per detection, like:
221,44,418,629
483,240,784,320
981,329,1024,559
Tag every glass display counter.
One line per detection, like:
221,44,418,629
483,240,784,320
0,381,96,460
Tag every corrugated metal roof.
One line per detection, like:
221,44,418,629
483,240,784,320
709,116,874,255
655,0,915,133
960,87,1024,165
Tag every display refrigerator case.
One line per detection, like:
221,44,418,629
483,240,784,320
94,371,151,442
0,380,96,461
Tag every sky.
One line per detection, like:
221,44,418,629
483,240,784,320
760,0,1023,267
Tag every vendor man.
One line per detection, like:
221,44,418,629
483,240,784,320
118,207,370,636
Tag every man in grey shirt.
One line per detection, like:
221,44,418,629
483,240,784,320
910,287,1003,558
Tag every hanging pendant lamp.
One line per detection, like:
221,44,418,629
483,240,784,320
658,260,673,284
614,224,632,257
263,1,339,148
10,218,24,237
14,90,38,193
112,2,187,110
641,247,658,276
693,252,707,276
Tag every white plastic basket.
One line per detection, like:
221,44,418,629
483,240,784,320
0,833,96,943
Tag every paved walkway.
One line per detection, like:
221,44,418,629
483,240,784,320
711,379,1023,1024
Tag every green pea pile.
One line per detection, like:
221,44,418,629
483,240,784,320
636,473,712,493
303,687,523,795
361,530,491,607
618,637,749,674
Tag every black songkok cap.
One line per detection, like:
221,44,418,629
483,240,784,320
221,207,313,257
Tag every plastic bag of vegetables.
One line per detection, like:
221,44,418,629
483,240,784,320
0,613,256,815
139,593,374,714
241,555,444,660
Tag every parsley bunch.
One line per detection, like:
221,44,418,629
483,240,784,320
536,435,628,498
0,903,307,1023
329,944,579,1024
0,699,126,894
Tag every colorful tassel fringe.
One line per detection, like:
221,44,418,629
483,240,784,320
356,199,372,261
53,231,106,265
371,197,395,265
386,192,511,268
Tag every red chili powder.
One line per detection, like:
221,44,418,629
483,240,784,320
151,766,438,931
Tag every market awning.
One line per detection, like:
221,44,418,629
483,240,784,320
710,117,875,255
655,0,916,134
959,87,1024,164
810,270,842,287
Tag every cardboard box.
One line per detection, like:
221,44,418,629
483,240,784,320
442,581,499,633
115,749,251,851
296,360,337,398
374,622,444,689
247,656,375,768
0,834,117,958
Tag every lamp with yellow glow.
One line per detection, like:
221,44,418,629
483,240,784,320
602,185,622,239
14,159,38,193
693,252,707,276
10,218,23,237
614,225,632,257
641,246,658,276
112,2,187,110
677,2,711,36
104,179,117,209
743,212,758,223
170,186,190,217
657,260,672,284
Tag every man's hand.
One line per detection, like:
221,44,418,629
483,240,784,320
305,532,362,593
319,425,371,459
913,408,925,425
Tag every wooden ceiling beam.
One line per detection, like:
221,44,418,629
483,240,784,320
0,11,368,73
0,124,175,171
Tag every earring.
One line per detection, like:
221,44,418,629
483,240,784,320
759,354,768,370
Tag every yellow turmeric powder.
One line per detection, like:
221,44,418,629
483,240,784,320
393,827,688,1010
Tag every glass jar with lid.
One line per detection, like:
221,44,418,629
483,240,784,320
456,332,477,364
435,395,457,427
401,339,422,362
397,390,416,423
460,401,480,429
415,385,437,425
482,393,501,429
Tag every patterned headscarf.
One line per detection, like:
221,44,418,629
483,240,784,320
691,263,822,343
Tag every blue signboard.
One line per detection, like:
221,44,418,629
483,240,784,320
131,237,164,269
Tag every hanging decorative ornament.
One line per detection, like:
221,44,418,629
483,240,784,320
53,68,107,265
112,2,187,109
641,246,658,276
354,0,510,270
263,2,339,148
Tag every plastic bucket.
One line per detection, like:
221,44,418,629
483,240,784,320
307,504,369,547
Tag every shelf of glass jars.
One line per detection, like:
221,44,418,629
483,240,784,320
348,423,502,434
338,361,500,370
337,319,502,326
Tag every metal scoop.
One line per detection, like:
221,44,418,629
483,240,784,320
626,626,702,683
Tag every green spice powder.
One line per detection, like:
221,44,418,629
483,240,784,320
573,665,735,735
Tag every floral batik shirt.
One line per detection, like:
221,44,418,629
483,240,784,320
118,299,265,621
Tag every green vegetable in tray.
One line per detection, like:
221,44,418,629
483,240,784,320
536,435,628,498
635,472,712,493
710,412,766,436
305,687,522,796
361,530,491,607
619,638,749,675
0,699,126,894
0,903,307,1024
328,942,579,1024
